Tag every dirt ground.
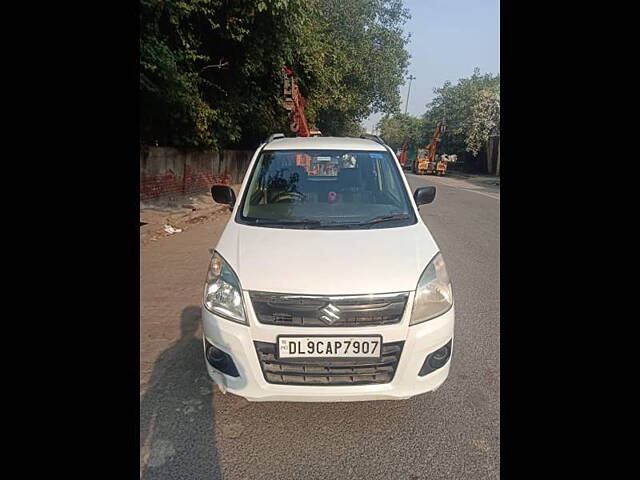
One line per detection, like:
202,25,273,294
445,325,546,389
139,186,240,246
140,209,232,395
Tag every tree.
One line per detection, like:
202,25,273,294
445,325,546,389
424,68,500,157
141,0,311,148
140,0,411,149
466,88,500,155
377,113,422,151
308,0,411,135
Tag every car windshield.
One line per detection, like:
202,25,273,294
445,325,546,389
238,149,416,229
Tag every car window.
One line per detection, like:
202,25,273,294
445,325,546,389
238,149,416,229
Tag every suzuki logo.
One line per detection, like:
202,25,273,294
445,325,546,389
320,303,341,325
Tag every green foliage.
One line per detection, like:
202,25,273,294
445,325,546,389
465,87,500,155
377,113,422,151
140,0,411,148
377,69,499,161
425,68,500,156
307,0,410,134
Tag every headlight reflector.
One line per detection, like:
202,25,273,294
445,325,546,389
410,252,453,325
203,252,246,324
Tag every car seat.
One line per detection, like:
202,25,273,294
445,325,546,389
337,168,363,202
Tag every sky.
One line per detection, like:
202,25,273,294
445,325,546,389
364,0,500,133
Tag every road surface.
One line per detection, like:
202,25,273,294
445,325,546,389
140,172,500,479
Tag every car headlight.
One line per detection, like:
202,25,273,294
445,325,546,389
410,252,453,325
203,251,246,324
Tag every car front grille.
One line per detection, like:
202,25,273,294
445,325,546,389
249,291,409,327
254,341,404,385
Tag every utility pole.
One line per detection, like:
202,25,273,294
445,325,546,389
405,75,416,114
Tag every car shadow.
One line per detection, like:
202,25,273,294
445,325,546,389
140,306,222,479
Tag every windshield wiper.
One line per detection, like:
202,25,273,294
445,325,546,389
251,218,322,228
354,213,412,227
248,214,410,229
318,213,411,229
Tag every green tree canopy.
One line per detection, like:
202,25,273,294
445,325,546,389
377,69,500,163
425,68,500,156
377,113,423,151
140,0,411,149
465,87,500,155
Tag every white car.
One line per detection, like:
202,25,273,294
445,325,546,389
202,134,454,402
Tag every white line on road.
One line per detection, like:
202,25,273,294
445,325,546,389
460,188,500,201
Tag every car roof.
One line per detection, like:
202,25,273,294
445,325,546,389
262,136,388,152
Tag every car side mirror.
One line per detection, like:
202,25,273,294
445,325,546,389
414,186,436,206
211,185,236,210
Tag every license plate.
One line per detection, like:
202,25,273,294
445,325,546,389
277,336,382,359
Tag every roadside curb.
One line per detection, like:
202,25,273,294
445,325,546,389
447,171,500,186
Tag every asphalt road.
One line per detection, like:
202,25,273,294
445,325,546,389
140,172,500,479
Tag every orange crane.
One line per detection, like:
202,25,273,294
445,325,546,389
283,66,321,137
415,119,447,175
282,66,321,173
397,137,410,169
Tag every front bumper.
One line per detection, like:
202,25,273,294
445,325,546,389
202,291,454,402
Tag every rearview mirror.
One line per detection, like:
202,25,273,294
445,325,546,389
414,186,436,206
211,185,236,209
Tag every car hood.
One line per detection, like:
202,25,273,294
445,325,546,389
215,221,439,295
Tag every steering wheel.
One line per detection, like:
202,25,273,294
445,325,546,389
271,190,306,203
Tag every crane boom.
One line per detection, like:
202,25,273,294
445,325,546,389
283,67,321,137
